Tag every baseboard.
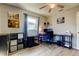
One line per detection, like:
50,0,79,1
75,47,79,50
72,46,79,50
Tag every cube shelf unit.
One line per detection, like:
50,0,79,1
63,35,72,49
53,34,72,49
9,33,24,53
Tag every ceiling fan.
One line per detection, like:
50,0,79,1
39,4,64,13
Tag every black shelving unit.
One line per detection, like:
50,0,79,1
53,34,72,49
9,33,18,53
63,35,72,49
9,33,24,53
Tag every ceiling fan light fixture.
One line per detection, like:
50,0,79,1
49,4,56,8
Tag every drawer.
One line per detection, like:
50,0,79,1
18,44,23,50
10,46,17,52
11,40,17,45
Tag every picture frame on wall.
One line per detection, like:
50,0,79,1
57,17,65,24
8,13,19,28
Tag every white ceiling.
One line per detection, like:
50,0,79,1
7,3,79,16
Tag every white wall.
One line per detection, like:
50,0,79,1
47,6,79,49
0,4,21,34
0,4,46,34
0,4,79,49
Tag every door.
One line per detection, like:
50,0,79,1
76,12,79,49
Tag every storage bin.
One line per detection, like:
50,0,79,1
11,40,17,45
10,46,17,52
18,44,23,50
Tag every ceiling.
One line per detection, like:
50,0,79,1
7,3,79,16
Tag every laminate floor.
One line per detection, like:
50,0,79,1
10,44,79,56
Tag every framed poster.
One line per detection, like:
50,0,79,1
57,17,65,24
8,13,19,28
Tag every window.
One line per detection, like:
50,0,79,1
27,15,39,36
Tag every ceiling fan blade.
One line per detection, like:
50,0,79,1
49,8,52,13
58,8,64,12
40,5,48,9
57,4,64,8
